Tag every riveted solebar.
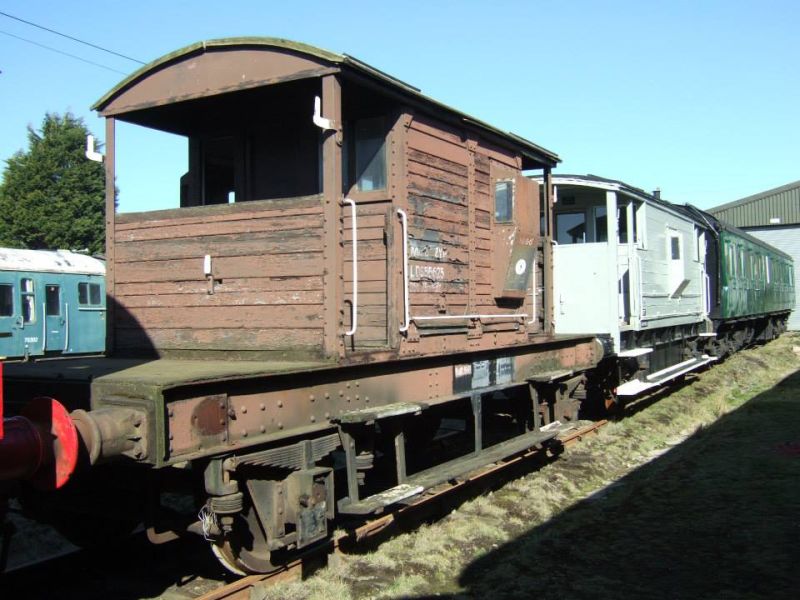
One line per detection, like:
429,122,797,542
337,428,558,515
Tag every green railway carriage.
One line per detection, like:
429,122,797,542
717,226,794,320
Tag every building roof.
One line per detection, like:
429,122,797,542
708,180,800,228
0,249,105,276
92,37,559,168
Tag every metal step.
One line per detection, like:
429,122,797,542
617,347,654,358
335,402,427,424
337,428,558,515
616,355,717,397
528,369,574,383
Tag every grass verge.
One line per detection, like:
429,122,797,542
253,334,800,600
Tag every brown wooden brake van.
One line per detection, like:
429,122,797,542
27,38,607,573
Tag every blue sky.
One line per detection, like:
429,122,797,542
1,0,797,213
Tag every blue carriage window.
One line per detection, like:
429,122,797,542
21,278,35,323
0,284,12,317
79,282,102,306
46,285,60,316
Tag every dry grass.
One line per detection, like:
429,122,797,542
254,334,800,600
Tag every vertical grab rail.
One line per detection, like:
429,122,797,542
343,198,358,337
704,273,711,315
527,251,537,325
63,302,70,352
397,209,410,333
42,302,47,351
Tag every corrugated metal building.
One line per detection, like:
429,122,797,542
709,180,800,329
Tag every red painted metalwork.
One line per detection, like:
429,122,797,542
0,396,78,489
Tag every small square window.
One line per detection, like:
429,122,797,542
670,236,681,260
0,284,12,317
46,285,60,316
89,283,101,305
495,181,513,223
354,118,386,192
78,282,89,305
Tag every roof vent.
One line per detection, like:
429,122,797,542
652,188,661,200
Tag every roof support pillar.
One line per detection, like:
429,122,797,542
321,74,344,358
105,117,116,354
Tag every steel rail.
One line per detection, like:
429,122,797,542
197,419,608,600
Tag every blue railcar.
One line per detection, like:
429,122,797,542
0,249,105,359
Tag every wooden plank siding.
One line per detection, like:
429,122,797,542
113,195,325,357
342,201,390,347
404,118,531,326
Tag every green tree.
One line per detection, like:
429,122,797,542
0,112,106,255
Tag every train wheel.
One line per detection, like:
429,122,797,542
209,497,282,575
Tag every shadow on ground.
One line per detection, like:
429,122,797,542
0,532,229,599
409,369,800,600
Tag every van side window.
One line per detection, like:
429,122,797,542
0,284,12,316
79,282,102,306
494,180,513,223
354,117,387,192
21,278,35,323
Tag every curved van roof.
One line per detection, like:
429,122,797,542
92,37,559,169
0,249,105,276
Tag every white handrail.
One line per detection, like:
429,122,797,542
41,302,46,350
397,209,410,333
343,198,358,336
64,302,69,352
414,314,527,321
527,253,537,325
704,273,711,315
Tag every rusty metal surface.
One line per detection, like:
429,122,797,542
84,335,599,467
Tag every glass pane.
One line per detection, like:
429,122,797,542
22,295,34,323
494,181,513,222
0,284,12,317
355,118,386,191
78,282,88,305
46,285,60,316
594,206,607,242
671,236,681,260
555,212,586,244
21,278,33,293
618,206,628,243
89,283,102,305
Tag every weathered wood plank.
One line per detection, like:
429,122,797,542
116,195,323,227
115,253,323,283
116,230,324,263
116,289,324,308
407,149,469,178
116,304,324,330
117,214,324,242
408,173,468,201
115,276,323,297
408,197,468,225
407,126,469,166
115,326,323,351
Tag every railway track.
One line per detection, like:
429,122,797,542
198,419,607,600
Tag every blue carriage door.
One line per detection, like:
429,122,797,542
0,276,16,358
18,277,44,357
45,284,65,352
